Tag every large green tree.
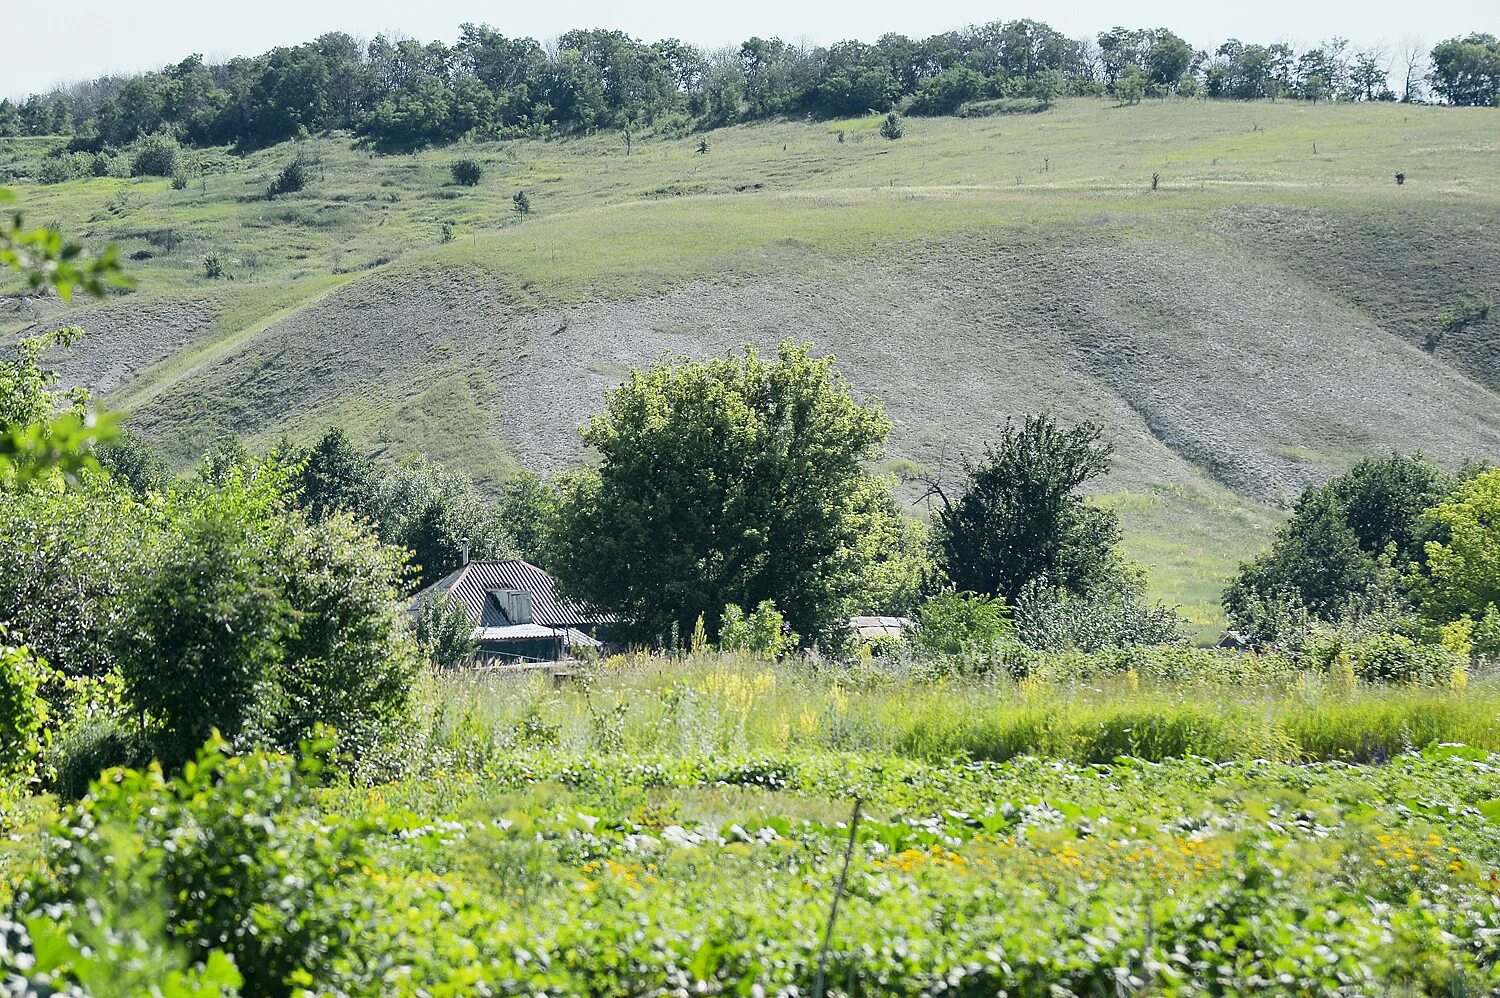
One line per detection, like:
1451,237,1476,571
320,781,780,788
1224,453,1449,633
547,341,901,646
931,413,1119,601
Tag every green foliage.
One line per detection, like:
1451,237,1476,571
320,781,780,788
912,591,1012,656
0,481,147,685
96,429,170,496
1411,468,1500,624
512,189,531,216
0,632,48,782
21,737,370,997
114,467,418,765
1115,66,1147,105
450,158,484,186
495,469,557,563
1012,570,1184,651
128,132,180,177
414,594,476,668
1428,33,1500,107
1346,632,1466,685
547,341,898,646
933,413,1119,601
116,470,291,762
289,427,512,589
907,67,987,116
879,111,904,140
1225,453,1449,638
292,425,373,521
265,157,307,198
718,600,797,657
201,252,225,278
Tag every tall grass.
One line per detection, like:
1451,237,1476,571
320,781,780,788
419,651,1500,767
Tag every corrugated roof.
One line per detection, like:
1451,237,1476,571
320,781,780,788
474,625,602,648
414,559,610,629
848,615,911,639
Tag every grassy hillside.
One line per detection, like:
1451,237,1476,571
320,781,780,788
4,98,1499,636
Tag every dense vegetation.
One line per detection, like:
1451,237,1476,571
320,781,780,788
1,21,1496,162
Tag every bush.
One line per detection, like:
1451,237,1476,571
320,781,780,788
912,592,1012,657
36,155,76,185
266,158,307,198
1011,572,1184,651
879,111,904,139
202,253,225,279
129,133,180,177
19,738,371,997
719,601,798,658
116,470,419,766
1348,632,1465,685
450,158,483,186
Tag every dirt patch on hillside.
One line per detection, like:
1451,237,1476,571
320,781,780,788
16,296,222,397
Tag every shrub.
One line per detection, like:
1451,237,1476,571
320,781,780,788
1348,632,1465,685
128,133,180,177
202,253,225,279
36,155,75,185
1011,571,1184,651
912,592,1012,657
170,172,189,190
266,158,307,198
450,158,483,186
88,151,113,177
879,111,904,139
116,471,420,766
719,601,798,658
512,189,531,215
19,737,370,997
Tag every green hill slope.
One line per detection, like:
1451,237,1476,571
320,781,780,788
4,99,1498,635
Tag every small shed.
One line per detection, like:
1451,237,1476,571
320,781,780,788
412,558,612,663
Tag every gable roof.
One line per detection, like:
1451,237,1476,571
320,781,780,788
414,559,609,628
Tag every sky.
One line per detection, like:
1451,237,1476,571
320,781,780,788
5,0,1496,98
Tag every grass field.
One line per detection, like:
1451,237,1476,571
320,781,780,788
4,98,1499,635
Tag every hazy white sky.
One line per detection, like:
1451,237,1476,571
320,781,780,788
5,0,1496,98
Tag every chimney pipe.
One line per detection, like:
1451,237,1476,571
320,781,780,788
460,537,471,566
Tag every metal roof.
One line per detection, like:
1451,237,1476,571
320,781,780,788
848,615,912,639
414,559,610,629
473,624,602,648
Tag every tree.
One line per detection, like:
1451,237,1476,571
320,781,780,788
117,470,291,764
512,190,531,216
1428,34,1500,106
547,341,899,646
495,469,557,563
1115,65,1146,104
929,413,1118,602
879,111,904,139
116,467,419,765
292,426,374,522
1398,36,1428,102
1410,468,1500,624
1224,453,1448,632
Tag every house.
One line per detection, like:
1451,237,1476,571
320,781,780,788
412,557,611,663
